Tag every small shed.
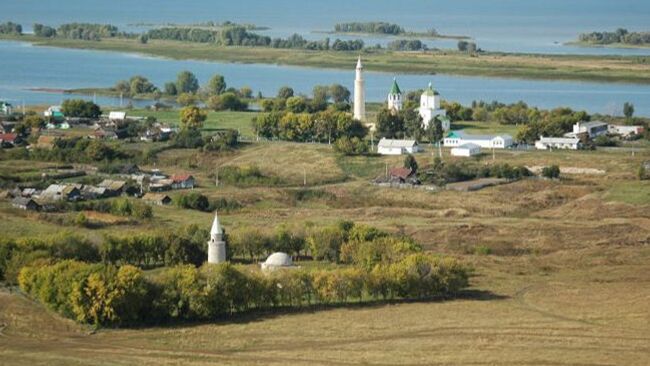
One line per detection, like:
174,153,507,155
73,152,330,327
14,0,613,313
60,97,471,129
451,143,481,157
109,111,127,121
142,193,172,206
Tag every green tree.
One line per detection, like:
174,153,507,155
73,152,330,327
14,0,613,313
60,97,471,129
179,106,207,130
541,165,561,179
61,99,101,118
176,71,199,94
176,93,197,107
207,74,227,95
329,84,351,103
623,102,635,118
404,154,418,173
164,82,177,95
376,108,405,138
129,75,156,95
285,96,307,113
277,86,294,99
427,117,444,158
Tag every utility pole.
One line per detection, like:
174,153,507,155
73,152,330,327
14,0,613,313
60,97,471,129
370,130,374,152
215,166,219,187
303,167,307,186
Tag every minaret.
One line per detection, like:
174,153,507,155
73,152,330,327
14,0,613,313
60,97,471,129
207,211,226,264
353,56,366,122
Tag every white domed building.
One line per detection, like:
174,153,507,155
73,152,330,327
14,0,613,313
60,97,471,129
418,82,450,131
261,252,296,271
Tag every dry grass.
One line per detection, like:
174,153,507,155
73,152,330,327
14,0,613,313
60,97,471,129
1,142,650,365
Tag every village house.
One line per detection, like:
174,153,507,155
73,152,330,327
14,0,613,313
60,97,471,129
608,124,644,138
11,197,41,211
0,101,12,115
388,167,419,184
21,188,40,198
142,192,172,206
171,174,195,189
0,133,21,147
81,185,108,200
39,184,81,202
91,128,118,140
568,121,608,139
44,106,65,122
535,136,581,150
451,143,481,157
98,179,127,197
444,131,514,149
377,138,421,155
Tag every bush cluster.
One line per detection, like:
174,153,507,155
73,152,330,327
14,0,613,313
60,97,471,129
419,160,531,185
175,192,241,212
19,251,467,326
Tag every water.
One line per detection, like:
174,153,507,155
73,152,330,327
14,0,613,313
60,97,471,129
1,41,648,116
4,0,650,55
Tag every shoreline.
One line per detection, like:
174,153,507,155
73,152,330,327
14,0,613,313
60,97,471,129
565,41,650,50
1,35,650,84
312,30,470,40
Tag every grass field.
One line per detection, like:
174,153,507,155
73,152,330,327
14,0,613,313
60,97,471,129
129,109,257,138
1,135,650,364
2,35,650,84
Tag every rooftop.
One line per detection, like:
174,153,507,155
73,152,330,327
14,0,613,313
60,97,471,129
378,138,418,148
389,78,401,95
447,131,513,141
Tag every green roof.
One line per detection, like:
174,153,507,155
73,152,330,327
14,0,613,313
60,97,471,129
423,82,439,96
389,78,401,95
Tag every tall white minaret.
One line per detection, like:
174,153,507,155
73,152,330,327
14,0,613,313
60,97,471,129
207,211,226,264
353,56,366,122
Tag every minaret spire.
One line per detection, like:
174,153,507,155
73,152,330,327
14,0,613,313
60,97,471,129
353,56,366,121
207,211,226,264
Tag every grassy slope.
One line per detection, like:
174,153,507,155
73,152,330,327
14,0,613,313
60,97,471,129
1,137,650,364
2,35,650,84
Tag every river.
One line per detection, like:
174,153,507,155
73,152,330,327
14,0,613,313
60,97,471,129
1,41,648,116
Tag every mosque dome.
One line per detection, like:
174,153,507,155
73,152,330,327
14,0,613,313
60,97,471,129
261,252,293,270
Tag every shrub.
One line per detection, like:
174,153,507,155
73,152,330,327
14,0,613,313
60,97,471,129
541,165,561,179
333,136,368,155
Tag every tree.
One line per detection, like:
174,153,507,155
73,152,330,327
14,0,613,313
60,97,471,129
176,71,199,94
623,102,635,118
277,86,294,99
404,154,418,173
129,75,156,95
376,108,405,138
164,82,178,96
179,106,206,131
333,137,368,155
285,96,307,113
541,165,560,179
176,93,197,107
207,74,227,95
207,93,247,111
427,117,444,158
329,84,350,103
61,99,101,118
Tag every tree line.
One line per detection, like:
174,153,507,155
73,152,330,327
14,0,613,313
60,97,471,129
334,22,405,35
579,28,650,46
16,220,469,326
252,110,368,143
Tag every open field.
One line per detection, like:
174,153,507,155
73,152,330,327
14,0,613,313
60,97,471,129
2,35,650,84
1,138,650,364
129,109,257,138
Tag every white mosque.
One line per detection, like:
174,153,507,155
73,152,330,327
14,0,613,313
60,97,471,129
354,57,449,131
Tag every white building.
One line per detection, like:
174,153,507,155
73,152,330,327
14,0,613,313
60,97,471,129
535,136,580,150
444,131,513,149
451,143,481,157
109,111,127,121
418,83,449,131
353,56,366,122
44,106,63,118
608,124,644,138
261,252,296,271
387,78,402,112
377,138,421,155
571,121,608,138
207,211,226,264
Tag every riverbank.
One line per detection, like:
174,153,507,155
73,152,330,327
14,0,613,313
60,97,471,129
566,41,650,50
1,35,650,84
313,30,469,40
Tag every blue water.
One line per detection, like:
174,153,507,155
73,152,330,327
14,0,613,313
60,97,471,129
5,0,650,55
1,41,648,116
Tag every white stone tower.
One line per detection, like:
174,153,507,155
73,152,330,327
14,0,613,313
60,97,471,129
353,56,366,122
207,211,226,264
387,78,402,112
418,82,449,130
